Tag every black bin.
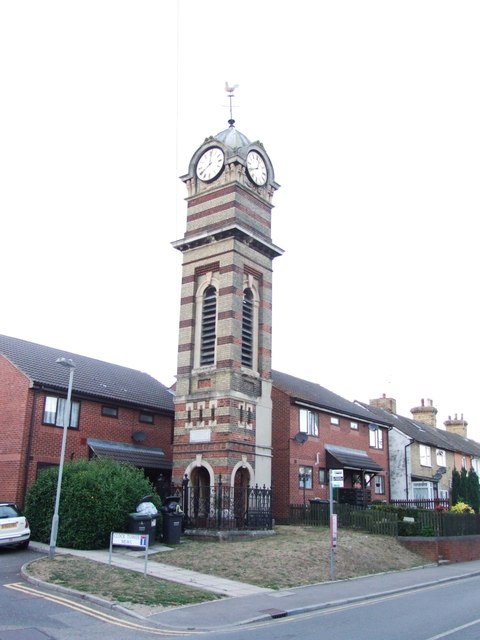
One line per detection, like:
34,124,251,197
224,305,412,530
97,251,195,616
161,495,183,545
128,512,157,541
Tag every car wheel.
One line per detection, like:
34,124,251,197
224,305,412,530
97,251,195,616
18,540,30,550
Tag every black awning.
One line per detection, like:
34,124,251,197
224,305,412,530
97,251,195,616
87,438,172,470
325,444,383,473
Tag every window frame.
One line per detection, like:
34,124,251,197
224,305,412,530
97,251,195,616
369,425,383,449
299,408,319,436
101,405,118,418
43,395,80,429
419,444,432,467
299,465,313,490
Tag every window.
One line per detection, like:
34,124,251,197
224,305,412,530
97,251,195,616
102,405,118,418
374,475,385,494
200,285,217,366
241,288,254,368
436,449,445,466
43,396,80,428
299,466,313,489
300,408,319,436
330,417,339,425
350,421,358,430
472,458,480,474
318,468,327,485
369,425,383,449
412,481,434,500
420,444,432,467
139,412,154,424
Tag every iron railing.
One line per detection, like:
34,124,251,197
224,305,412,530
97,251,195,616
164,476,272,531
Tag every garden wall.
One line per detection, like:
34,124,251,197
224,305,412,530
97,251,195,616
399,535,480,563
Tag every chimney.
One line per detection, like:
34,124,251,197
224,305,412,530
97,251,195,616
410,398,437,427
444,413,468,438
370,393,397,414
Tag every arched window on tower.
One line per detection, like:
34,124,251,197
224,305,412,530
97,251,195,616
200,285,217,366
242,288,254,368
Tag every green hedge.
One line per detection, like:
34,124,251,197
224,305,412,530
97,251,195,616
25,458,161,549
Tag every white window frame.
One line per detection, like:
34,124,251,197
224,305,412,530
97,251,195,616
369,425,383,449
412,481,434,500
436,449,445,466
300,408,319,436
374,475,385,495
419,444,432,467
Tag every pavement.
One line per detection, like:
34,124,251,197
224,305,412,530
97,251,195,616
25,540,480,632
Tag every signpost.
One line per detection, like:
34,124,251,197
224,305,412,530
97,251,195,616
109,532,149,577
329,469,344,580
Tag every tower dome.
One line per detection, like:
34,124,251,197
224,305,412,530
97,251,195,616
214,119,250,151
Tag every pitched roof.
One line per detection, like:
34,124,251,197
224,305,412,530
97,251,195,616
356,401,480,458
272,370,392,427
0,334,174,413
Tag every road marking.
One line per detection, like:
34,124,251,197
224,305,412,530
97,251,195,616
425,618,480,639
4,583,198,636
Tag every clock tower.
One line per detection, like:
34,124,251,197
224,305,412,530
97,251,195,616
172,110,283,496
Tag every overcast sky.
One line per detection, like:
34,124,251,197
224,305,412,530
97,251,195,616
2,2,479,439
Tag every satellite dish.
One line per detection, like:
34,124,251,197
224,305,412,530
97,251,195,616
132,431,146,443
368,424,378,431
293,432,308,444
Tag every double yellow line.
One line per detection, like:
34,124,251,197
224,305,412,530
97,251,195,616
5,582,199,636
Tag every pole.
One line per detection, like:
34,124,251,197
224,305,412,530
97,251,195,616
49,362,74,560
329,470,336,580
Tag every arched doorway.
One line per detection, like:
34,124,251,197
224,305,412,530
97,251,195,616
189,465,211,525
233,466,250,526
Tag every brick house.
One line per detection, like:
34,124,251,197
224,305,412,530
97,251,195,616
271,370,392,522
0,334,175,507
359,395,480,505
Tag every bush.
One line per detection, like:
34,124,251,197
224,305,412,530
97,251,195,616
451,501,474,514
25,458,161,549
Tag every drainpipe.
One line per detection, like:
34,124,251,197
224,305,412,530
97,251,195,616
21,388,39,508
404,439,414,500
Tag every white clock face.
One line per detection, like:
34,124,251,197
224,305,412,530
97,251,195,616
247,151,267,186
196,147,225,182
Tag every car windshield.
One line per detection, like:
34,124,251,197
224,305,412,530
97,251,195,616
0,504,22,519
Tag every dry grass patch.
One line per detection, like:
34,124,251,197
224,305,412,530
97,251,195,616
153,525,425,589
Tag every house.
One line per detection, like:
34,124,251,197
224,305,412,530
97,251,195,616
271,371,392,522
0,334,175,507
359,395,480,505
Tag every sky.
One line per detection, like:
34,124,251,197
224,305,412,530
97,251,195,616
1,2,480,439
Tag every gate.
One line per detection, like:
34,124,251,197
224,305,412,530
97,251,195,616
177,475,272,531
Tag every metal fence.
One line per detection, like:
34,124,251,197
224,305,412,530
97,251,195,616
289,502,398,536
289,502,480,537
166,477,273,531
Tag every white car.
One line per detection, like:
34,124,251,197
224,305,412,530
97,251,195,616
0,502,31,549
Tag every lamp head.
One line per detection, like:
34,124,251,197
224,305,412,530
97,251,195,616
56,357,75,369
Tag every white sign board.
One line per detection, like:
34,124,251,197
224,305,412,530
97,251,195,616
109,532,149,576
111,532,148,547
330,469,344,488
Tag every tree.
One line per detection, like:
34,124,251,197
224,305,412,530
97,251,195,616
451,467,461,505
467,467,480,513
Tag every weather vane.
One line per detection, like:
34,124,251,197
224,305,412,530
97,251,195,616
225,82,239,127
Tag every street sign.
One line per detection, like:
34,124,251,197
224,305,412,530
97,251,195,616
109,532,149,577
111,532,148,547
330,468,344,488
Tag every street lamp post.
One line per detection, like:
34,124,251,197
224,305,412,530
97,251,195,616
49,357,75,560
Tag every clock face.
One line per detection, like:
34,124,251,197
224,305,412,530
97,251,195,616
196,147,225,182
246,151,267,186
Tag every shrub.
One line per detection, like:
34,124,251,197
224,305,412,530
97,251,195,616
451,501,474,514
25,458,161,549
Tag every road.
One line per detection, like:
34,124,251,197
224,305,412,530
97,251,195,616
2,546,480,639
